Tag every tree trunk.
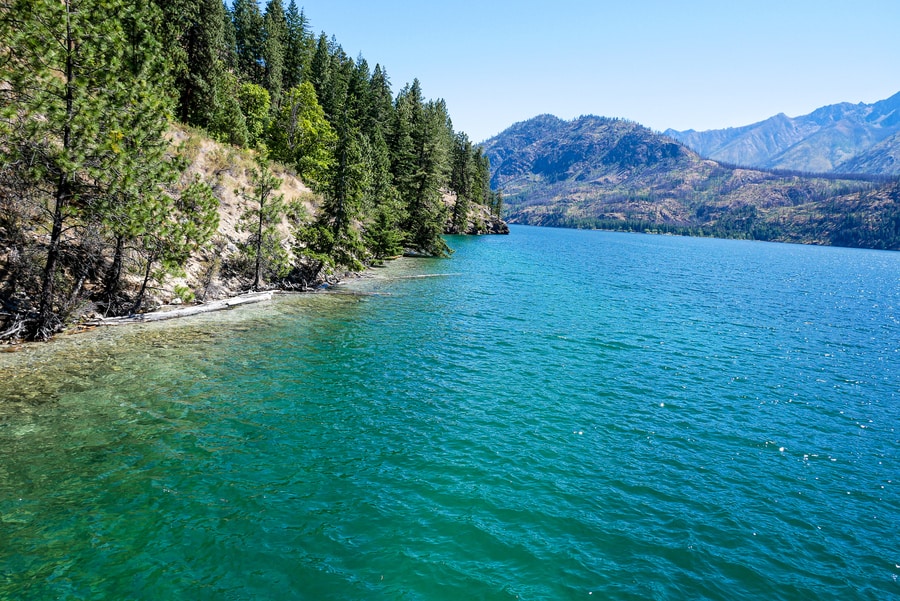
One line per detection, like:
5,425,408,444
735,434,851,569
34,8,75,341
103,235,126,314
131,255,154,315
253,207,263,291
34,178,69,340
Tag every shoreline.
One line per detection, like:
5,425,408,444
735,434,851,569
0,266,381,354
84,291,275,327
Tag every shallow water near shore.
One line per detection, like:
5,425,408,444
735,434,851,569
2,226,899,600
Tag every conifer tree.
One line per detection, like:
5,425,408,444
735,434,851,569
0,0,178,338
450,132,474,233
130,177,219,313
221,2,238,71
344,56,372,130
208,71,250,147
237,83,271,148
171,0,226,128
316,117,368,270
283,1,313,91
366,64,395,139
232,0,265,85
391,81,452,256
309,33,341,119
237,157,287,291
262,0,286,107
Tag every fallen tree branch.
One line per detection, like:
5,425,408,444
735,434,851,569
87,291,274,326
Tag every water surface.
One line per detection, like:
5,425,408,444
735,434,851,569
1,226,898,600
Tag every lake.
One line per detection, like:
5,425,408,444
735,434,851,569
1,225,898,600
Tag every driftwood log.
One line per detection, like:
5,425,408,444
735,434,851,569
88,291,274,326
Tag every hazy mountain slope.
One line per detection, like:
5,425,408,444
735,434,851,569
838,129,900,174
665,91,900,174
482,115,899,249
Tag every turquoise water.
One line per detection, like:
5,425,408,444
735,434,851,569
1,225,898,600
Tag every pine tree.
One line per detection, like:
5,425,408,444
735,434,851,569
130,177,219,313
362,130,404,260
283,2,313,91
449,132,474,233
237,157,288,291
262,0,286,107
345,56,372,130
366,64,394,139
221,1,238,71
316,117,368,271
232,0,265,85
208,71,250,147
0,0,176,338
171,0,226,128
308,33,336,118
391,81,452,256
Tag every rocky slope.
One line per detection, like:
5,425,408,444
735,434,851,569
665,91,900,174
148,127,507,304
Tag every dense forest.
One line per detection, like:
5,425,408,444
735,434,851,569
0,0,503,341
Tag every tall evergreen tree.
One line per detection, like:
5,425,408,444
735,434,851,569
173,0,227,128
262,0,286,107
317,117,368,270
221,1,238,71
449,132,474,233
0,0,179,338
283,1,313,91
308,33,333,116
237,157,287,291
232,0,265,85
363,131,405,260
391,81,452,256
344,56,372,130
208,71,250,147
366,64,394,139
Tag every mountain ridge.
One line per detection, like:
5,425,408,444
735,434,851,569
664,91,900,174
482,114,900,250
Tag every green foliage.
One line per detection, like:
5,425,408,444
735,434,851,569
238,82,271,148
208,71,249,147
173,283,196,304
169,0,227,128
267,83,336,188
391,81,453,256
129,176,220,313
0,0,501,339
262,0,286,106
315,119,368,271
283,1,313,91
292,222,335,282
232,0,265,85
237,157,289,290
0,0,179,337
365,203,405,260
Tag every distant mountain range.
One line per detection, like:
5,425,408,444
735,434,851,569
482,115,900,250
664,92,900,175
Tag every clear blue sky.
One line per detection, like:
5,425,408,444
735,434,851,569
296,0,900,142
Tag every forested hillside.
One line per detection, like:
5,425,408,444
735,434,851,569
0,0,503,341
483,115,900,249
